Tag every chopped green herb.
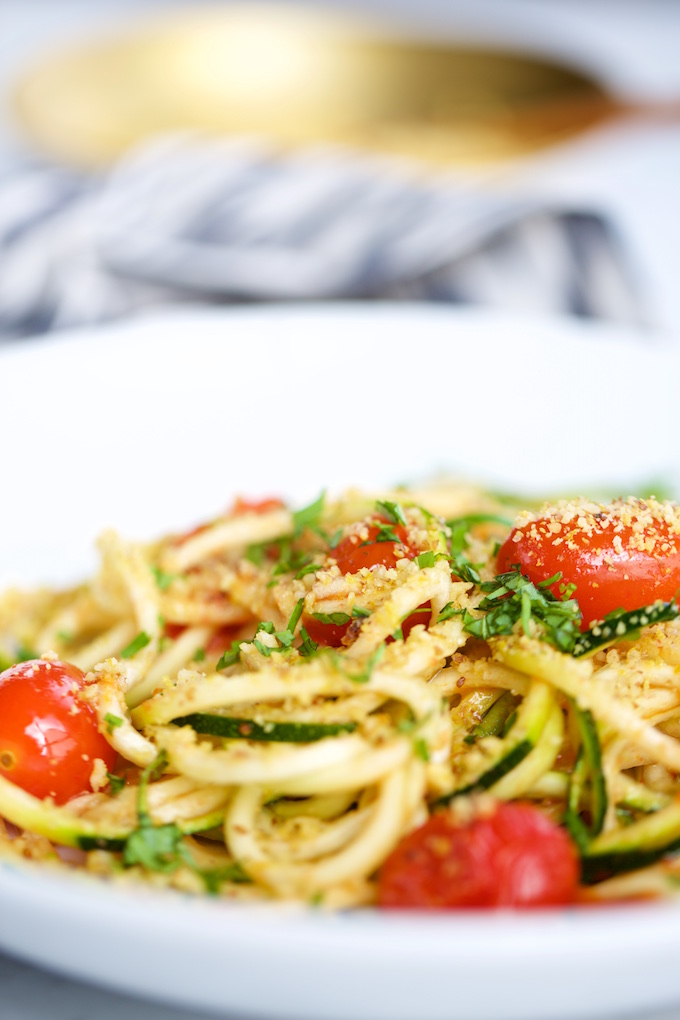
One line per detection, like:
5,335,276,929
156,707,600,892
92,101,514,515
374,524,401,544
327,528,343,549
447,513,513,555
312,611,352,626
294,562,320,580
120,631,151,659
293,492,325,535
351,606,371,619
118,751,251,891
450,553,481,585
104,712,123,733
397,717,417,733
462,567,582,653
287,598,305,635
375,500,407,526
245,543,267,567
193,648,206,662
413,737,430,761
298,627,319,658
436,603,464,624
217,640,243,671
151,566,179,591
106,771,126,795
416,551,436,569
335,644,384,684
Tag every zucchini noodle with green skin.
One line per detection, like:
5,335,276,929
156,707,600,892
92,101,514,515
3,484,680,907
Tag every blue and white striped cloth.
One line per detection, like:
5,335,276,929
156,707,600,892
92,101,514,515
0,135,644,338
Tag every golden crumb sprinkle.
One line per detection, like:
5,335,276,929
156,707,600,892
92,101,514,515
513,497,680,560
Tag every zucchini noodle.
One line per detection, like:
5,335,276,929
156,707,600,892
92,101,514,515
4,482,680,906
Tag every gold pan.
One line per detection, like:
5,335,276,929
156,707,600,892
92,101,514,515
12,5,614,169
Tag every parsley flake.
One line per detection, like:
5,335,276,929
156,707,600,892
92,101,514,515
104,712,123,734
120,632,151,659
375,500,407,526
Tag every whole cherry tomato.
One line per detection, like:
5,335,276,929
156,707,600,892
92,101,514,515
378,802,579,909
333,523,417,574
0,659,117,804
231,497,285,516
497,499,680,629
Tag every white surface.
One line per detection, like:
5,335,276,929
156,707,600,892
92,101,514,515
2,303,680,587
2,304,680,1020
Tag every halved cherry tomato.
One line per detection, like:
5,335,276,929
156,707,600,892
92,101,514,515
378,802,579,909
497,499,680,629
333,523,417,574
0,659,117,804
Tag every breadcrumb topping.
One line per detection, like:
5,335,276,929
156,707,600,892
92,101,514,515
512,498,680,558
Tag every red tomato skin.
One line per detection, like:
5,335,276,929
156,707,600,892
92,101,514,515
303,601,431,648
231,496,285,516
0,660,117,805
497,503,680,629
378,803,579,910
301,615,350,648
333,524,416,574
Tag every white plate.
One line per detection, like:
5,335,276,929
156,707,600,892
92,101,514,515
2,303,680,1020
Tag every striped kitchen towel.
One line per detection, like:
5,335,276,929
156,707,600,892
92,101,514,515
0,135,643,339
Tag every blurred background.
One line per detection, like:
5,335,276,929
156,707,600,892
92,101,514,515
1,0,680,341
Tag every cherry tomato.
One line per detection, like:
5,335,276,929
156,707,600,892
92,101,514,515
378,802,579,909
173,497,285,548
231,496,285,516
497,499,680,629
164,622,186,641
333,523,417,574
303,601,432,649
0,659,117,804
205,626,242,657
302,614,351,648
